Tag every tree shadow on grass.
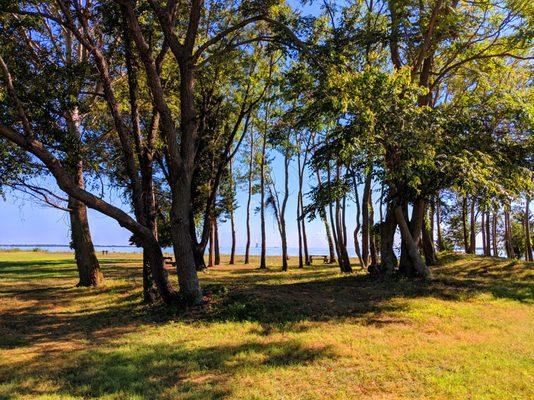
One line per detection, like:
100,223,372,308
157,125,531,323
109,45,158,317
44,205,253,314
202,260,533,326
3,340,334,400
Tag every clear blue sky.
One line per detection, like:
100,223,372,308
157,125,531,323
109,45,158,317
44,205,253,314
0,155,371,250
1,1,363,251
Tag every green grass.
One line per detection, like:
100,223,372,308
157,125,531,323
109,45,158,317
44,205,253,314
0,251,532,399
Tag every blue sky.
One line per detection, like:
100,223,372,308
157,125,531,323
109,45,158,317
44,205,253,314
0,154,371,250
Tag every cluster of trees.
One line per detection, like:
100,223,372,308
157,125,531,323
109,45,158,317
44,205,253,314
0,1,532,306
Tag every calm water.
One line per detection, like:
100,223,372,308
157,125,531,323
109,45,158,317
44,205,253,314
0,244,490,257
0,244,345,256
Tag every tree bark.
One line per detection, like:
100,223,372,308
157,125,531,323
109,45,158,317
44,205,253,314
69,195,103,287
352,178,363,267
229,161,236,265
280,153,290,271
462,196,469,253
525,196,532,261
436,195,443,251
259,128,267,269
214,218,220,266
480,211,489,255
492,211,498,257
484,211,491,256
316,169,336,263
208,216,215,268
504,208,515,259
300,188,310,266
369,192,378,266
361,172,372,268
468,198,476,254
395,205,429,278
422,205,437,265
379,204,398,275
245,129,254,264
297,149,310,265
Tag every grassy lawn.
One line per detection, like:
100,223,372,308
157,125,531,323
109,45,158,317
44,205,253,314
0,251,532,400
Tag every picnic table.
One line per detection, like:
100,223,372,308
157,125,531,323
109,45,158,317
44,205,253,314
309,254,329,264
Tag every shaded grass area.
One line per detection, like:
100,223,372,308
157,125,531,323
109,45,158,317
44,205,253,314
0,251,532,399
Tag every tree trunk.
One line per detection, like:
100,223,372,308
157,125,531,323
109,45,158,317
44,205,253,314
245,130,253,264
297,151,310,266
468,198,476,254
504,208,515,259
492,211,498,257
462,197,469,253
170,178,203,305
361,172,372,268
480,211,489,256
352,180,363,267
379,203,397,275
229,209,236,265
324,211,336,263
300,192,310,265
208,216,215,268
229,160,236,265
335,197,352,273
214,218,220,266
316,169,336,263
484,211,491,256
436,195,443,251
280,154,290,271
368,192,378,266
259,130,267,269
395,205,429,278
297,199,304,269
69,195,103,287
422,205,437,265
333,166,352,272
525,196,532,261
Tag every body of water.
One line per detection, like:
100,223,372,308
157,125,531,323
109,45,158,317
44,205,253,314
0,244,493,257
0,244,344,257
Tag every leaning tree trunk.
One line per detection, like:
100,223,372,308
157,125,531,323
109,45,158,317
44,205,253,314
68,157,103,287
69,195,103,287
297,151,310,265
316,169,336,263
